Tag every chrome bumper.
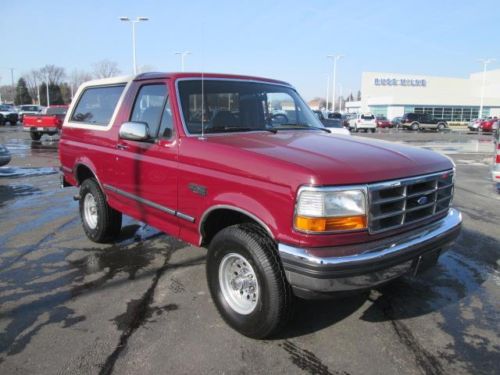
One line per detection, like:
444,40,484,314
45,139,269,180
279,208,462,295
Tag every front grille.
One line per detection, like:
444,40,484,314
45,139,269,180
368,170,454,233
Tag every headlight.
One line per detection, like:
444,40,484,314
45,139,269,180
295,187,367,232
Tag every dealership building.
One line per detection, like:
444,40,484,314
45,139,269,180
346,69,500,121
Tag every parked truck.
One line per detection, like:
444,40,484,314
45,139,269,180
23,105,68,140
59,73,462,338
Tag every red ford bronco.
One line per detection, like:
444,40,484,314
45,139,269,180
59,73,462,338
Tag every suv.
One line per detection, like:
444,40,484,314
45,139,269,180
401,113,448,131
348,113,377,132
0,104,19,125
59,73,461,338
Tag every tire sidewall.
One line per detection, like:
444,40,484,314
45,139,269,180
207,227,280,337
79,179,106,242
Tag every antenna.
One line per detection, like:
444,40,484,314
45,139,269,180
199,22,206,140
200,71,205,140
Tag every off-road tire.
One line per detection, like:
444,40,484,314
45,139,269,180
206,223,294,339
79,178,122,243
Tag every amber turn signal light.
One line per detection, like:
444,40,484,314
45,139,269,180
294,215,367,232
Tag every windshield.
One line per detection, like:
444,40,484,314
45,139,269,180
46,107,67,115
178,80,324,134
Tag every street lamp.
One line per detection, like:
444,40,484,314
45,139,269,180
120,16,149,74
478,58,495,119
327,54,344,112
45,74,50,107
174,51,191,72
325,75,330,111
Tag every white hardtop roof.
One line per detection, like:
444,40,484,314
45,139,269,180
79,75,134,89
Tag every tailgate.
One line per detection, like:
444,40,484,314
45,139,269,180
23,115,62,128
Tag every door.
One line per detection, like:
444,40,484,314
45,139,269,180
110,81,180,236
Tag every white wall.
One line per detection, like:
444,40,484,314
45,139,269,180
361,70,500,107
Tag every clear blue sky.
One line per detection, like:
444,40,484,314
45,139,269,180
2,0,500,100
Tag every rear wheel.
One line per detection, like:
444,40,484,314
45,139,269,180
370,128,376,133
436,123,445,131
411,122,419,131
30,132,42,140
206,223,294,339
79,178,122,243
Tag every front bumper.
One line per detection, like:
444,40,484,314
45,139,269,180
279,208,462,296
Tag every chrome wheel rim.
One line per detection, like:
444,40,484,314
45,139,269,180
84,193,98,229
219,253,259,315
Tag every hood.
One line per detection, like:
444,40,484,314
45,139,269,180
195,131,453,185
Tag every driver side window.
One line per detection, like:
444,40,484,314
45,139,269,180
130,84,167,137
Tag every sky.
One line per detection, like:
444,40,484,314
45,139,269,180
2,0,500,100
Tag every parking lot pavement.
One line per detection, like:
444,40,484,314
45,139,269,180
0,127,499,375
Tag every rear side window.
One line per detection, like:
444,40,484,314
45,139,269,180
71,85,125,125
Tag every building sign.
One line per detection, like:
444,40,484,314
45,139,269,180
374,78,427,87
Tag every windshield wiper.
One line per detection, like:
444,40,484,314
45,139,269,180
275,123,331,133
203,127,278,134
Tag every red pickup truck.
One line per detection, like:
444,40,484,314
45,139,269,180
59,73,462,338
23,105,68,140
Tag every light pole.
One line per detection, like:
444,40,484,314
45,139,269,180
478,58,495,119
45,75,50,107
175,51,191,72
120,16,149,74
327,54,344,112
325,75,330,111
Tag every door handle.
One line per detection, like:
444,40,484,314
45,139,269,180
116,143,129,150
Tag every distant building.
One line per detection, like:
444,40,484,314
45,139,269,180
357,70,500,120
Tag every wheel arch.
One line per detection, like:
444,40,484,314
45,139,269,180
74,161,104,191
199,205,275,247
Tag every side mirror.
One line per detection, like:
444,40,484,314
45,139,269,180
119,121,151,141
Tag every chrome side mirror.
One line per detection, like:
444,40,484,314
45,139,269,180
119,121,151,141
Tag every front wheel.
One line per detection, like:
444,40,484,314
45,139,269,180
30,132,42,140
206,223,294,339
79,178,122,243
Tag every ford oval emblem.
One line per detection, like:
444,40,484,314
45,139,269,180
417,196,428,205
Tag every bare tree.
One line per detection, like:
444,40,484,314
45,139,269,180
138,64,156,73
39,64,66,84
22,69,43,103
68,69,93,98
0,86,16,103
92,60,121,78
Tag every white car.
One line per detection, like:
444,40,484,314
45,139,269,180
17,105,44,123
348,113,377,132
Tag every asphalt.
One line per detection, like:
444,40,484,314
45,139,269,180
0,126,499,375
